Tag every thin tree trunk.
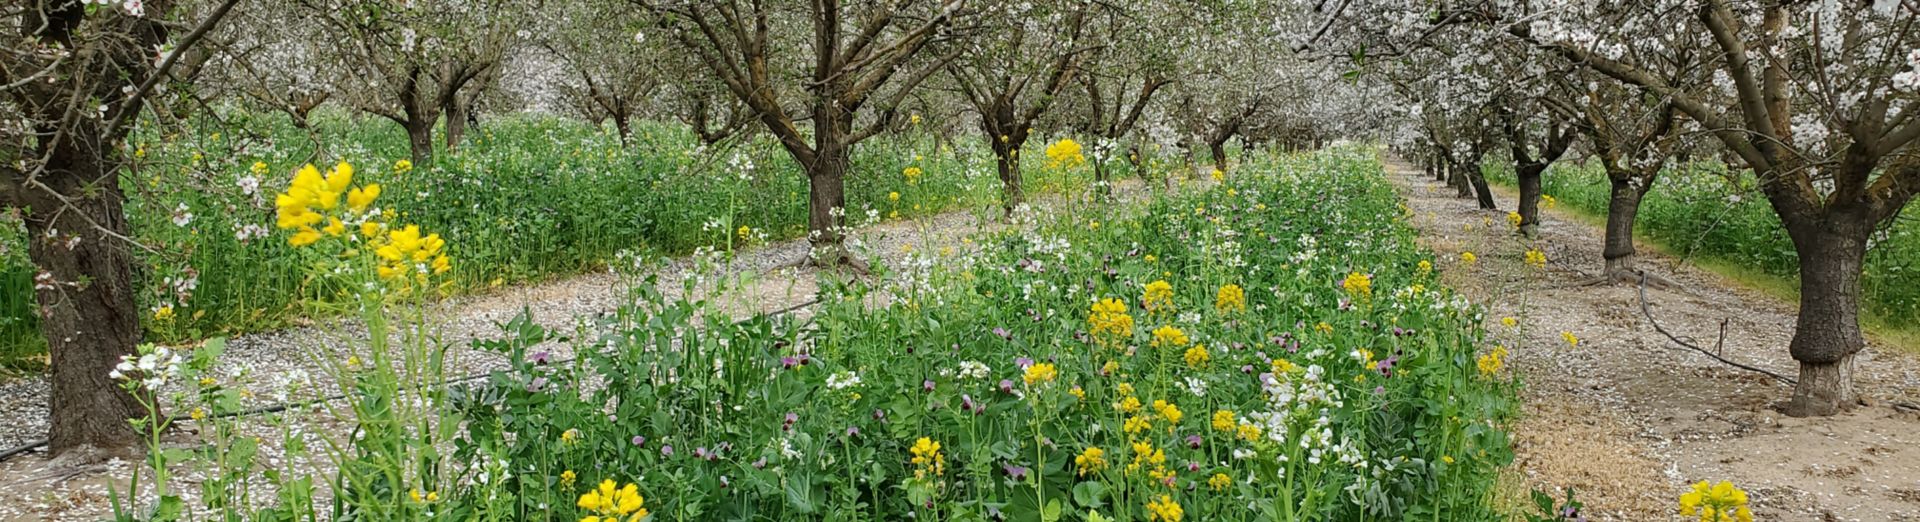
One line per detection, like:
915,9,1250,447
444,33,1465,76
1516,164,1544,236
1467,162,1497,210
1782,211,1872,416
1449,161,1472,198
614,111,633,147
1209,139,1229,172
1602,173,1646,274
23,146,145,457
444,98,468,152
806,144,854,267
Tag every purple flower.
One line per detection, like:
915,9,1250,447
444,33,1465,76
527,376,549,392
695,446,711,459
1015,357,1034,369
752,457,767,469
998,379,1015,394
961,394,977,413
528,351,553,365
661,445,674,457
720,475,731,488
993,327,1011,340
845,426,859,438
1186,435,1203,448
1187,461,1201,472
873,409,887,421
923,379,936,392
1003,464,1030,481
781,357,799,369
631,435,646,446
784,412,798,431
1240,365,1255,374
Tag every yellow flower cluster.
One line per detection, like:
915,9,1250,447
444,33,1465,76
1075,447,1107,476
1088,298,1136,341
1045,138,1086,169
1023,362,1057,386
902,166,923,183
1207,473,1231,491
1506,211,1523,229
1417,260,1433,275
1214,284,1245,313
1151,400,1182,426
1150,325,1189,348
393,159,413,174
1460,251,1478,265
1142,280,1175,312
1211,410,1236,432
1525,249,1547,268
909,437,945,478
374,225,451,282
1144,495,1184,522
1476,345,1508,377
1182,345,1209,368
577,480,648,522
275,162,377,246
1678,481,1752,522
1342,271,1372,298
1561,331,1580,347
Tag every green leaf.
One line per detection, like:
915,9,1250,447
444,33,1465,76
1041,499,1062,522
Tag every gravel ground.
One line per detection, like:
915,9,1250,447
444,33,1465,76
0,176,1171,521
1385,157,1920,521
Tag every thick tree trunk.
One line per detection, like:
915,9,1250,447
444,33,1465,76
444,98,469,153
1516,164,1545,236
994,142,1025,216
1209,139,1229,173
22,146,145,458
405,119,434,166
1602,174,1645,274
1781,212,1872,416
806,144,854,266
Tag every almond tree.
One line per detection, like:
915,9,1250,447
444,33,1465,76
645,0,968,268
945,0,1093,215
2,0,239,456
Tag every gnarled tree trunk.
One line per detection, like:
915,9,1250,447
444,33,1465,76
1781,210,1872,416
1601,173,1647,274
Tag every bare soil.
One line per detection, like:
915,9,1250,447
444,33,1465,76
1384,158,1920,521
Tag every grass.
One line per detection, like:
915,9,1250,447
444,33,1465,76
0,112,1155,367
1485,160,1920,354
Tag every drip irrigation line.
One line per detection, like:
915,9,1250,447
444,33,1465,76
0,297,824,464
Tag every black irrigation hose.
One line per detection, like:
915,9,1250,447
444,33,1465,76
0,297,825,464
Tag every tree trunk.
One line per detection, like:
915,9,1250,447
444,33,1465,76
1602,174,1645,274
22,145,145,458
1467,162,1497,210
444,98,468,153
806,144,854,266
1516,164,1544,236
1781,211,1873,416
993,141,1025,216
1209,138,1229,173
613,111,633,147
406,119,434,166
1448,161,1472,198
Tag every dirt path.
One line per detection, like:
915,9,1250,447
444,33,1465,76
1382,157,1920,521
0,176,1176,521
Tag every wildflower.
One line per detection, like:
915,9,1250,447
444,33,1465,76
577,479,648,522
153,305,175,321
1215,284,1246,313
888,191,900,202
1076,447,1108,476
1142,280,1174,312
1150,325,1189,348
346,183,381,213
909,437,945,477
1089,298,1136,340
189,407,206,421
1208,473,1231,491
393,159,413,174
1123,415,1151,434
1417,260,1433,275
1152,400,1183,425
1145,494,1184,522
1023,363,1058,386
1045,138,1086,169
903,166,923,182
826,371,862,390
1678,481,1752,522
1501,316,1518,328
1506,211,1523,229
1476,346,1508,377
1182,345,1209,368
1212,410,1236,432
1315,322,1333,334
1069,386,1085,400
374,224,450,281
1115,395,1142,414
1341,272,1372,298
1525,249,1547,268
1561,331,1580,347
1442,455,1455,464
560,470,577,486
1542,194,1558,208
562,428,581,444
1210,168,1224,182
1460,251,1478,265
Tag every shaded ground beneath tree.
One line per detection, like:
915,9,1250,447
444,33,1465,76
1385,157,1920,521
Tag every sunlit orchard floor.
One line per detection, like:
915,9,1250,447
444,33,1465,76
1384,158,1920,521
0,174,1207,521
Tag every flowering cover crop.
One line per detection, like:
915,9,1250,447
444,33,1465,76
454,147,1516,520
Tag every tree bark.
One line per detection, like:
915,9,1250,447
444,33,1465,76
613,110,633,147
1469,168,1497,210
992,138,1025,216
1602,173,1646,274
22,144,146,457
1208,138,1229,173
1781,210,1872,416
1516,164,1544,236
806,145,853,266
444,98,468,152
405,118,434,166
